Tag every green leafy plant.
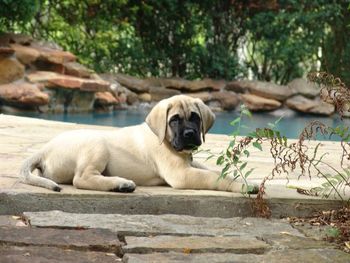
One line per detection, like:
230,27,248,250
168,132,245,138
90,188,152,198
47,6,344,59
204,72,350,218
214,104,256,194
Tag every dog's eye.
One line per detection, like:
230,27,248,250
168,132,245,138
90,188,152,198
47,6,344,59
169,114,180,124
189,112,200,122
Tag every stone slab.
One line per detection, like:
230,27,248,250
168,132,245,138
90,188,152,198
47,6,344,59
0,215,24,227
0,245,121,263
124,235,269,254
123,249,350,263
24,210,302,238
0,226,123,256
3,186,342,218
260,233,335,250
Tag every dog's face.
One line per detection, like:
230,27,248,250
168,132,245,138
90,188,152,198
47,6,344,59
146,95,215,152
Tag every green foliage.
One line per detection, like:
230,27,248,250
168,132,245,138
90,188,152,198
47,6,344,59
214,104,255,194
1,0,349,83
0,0,39,30
244,0,343,84
322,1,350,86
325,227,341,238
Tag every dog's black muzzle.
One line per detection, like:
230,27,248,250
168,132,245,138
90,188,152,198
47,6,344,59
169,112,202,152
172,127,202,152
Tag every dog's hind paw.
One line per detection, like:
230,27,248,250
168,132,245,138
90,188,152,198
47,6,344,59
112,181,136,193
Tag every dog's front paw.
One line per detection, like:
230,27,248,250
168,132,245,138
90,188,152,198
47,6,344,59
112,181,136,193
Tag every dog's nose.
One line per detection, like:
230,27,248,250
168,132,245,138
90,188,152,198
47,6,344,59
183,129,195,139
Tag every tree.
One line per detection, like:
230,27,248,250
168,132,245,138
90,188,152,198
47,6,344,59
3,0,348,84
243,0,342,85
322,1,350,86
0,0,39,32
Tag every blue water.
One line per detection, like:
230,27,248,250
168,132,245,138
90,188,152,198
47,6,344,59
7,108,350,141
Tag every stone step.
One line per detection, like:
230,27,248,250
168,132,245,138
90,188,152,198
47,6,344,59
24,210,302,238
123,235,269,254
4,212,350,263
0,226,123,256
0,246,121,263
123,249,350,263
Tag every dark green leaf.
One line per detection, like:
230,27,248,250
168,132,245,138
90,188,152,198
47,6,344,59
253,141,263,151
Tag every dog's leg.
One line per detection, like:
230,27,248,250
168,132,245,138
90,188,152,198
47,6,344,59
164,167,257,194
191,160,210,169
73,165,136,192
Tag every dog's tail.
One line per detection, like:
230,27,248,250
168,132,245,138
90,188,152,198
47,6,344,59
19,152,61,192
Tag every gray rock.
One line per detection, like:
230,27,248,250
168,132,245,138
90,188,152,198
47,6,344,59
186,91,212,102
149,86,181,101
113,73,150,93
211,91,239,110
286,95,335,116
288,78,321,98
24,211,302,238
0,226,123,256
240,93,281,111
226,80,293,101
225,80,247,93
260,233,335,250
157,78,225,92
123,249,350,263
0,246,121,263
63,61,94,78
124,235,269,254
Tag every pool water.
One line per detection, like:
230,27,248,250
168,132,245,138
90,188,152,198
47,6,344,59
7,108,350,141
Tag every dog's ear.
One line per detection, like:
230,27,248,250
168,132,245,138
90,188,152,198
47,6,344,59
195,98,215,142
146,100,171,144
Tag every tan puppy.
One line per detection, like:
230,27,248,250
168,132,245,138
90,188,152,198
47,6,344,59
20,95,257,193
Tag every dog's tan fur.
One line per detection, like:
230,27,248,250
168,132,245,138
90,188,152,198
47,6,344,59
20,95,252,193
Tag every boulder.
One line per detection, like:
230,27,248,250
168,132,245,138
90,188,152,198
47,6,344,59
113,73,150,93
285,95,334,116
10,44,40,65
34,60,65,74
225,80,248,93
186,91,212,103
149,86,181,101
288,78,321,98
0,57,25,84
0,33,33,45
0,46,15,58
101,74,138,105
158,78,224,92
126,91,139,105
228,80,293,101
211,91,239,110
94,92,119,108
207,100,223,112
0,82,49,107
43,88,95,113
240,94,282,111
63,62,94,78
26,71,110,92
138,93,152,102
31,43,76,64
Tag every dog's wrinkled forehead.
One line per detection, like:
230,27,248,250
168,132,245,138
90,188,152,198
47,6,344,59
167,96,199,119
